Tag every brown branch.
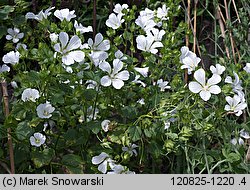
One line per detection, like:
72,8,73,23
1,81,15,174
193,0,198,54
184,0,191,84
232,0,241,23
224,0,237,64
216,6,230,59
246,139,250,163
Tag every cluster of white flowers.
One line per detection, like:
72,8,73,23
1,27,26,75
135,5,168,54
106,4,128,29
180,46,201,74
87,33,110,67
92,152,135,174
224,72,247,116
231,129,250,146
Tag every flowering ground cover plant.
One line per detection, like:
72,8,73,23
0,0,250,174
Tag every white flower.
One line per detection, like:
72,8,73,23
146,28,165,41
189,68,221,101
88,33,110,51
101,120,110,132
25,7,55,21
11,81,18,88
92,152,114,174
136,35,163,54
179,46,195,63
140,8,155,18
180,48,201,74
225,72,243,93
2,51,20,65
107,164,125,174
89,51,109,67
157,4,169,20
210,64,225,75
113,4,128,15
230,138,244,146
86,80,98,90
231,129,250,146
54,32,85,66
224,95,247,116
74,20,93,34
0,64,10,73
87,106,99,121
30,132,46,147
100,59,130,89
157,79,171,91
132,75,146,87
106,13,124,30
115,50,127,61
135,15,156,32
16,43,27,51
137,98,145,105
54,8,76,21
164,121,171,130
6,28,24,43
122,144,139,156
50,33,58,42
243,63,250,73
240,129,250,139
36,101,55,119
21,88,40,102
134,67,149,77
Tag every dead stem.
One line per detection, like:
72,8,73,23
193,0,198,54
232,0,241,23
224,0,237,64
185,0,191,84
216,5,230,59
1,81,15,174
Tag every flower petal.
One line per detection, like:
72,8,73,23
199,90,211,101
92,152,109,165
99,61,111,73
67,35,81,51
67,51,85,62
59,32,69,49
98,160,108,174
113,59,123,74
188,81,203,93
194,68,206,86
116,70,129,80
208,85,221,94
207,74,221,86
101,75,112,87
112,79,124,89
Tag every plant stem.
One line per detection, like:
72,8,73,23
202,137,210,174
209,159,227,173
1,81,15,174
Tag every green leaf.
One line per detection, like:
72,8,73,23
62,154,84,174
227,153,241,163
16,121,34,140
31,148,55,168
128,126,142,142
0,5,14,20
0,25,7,39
